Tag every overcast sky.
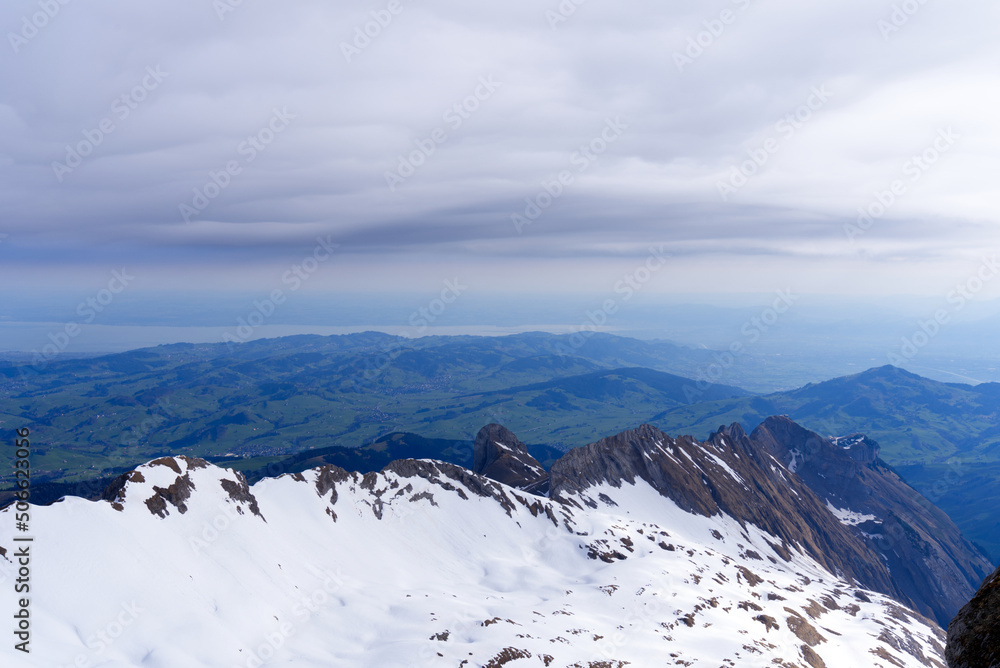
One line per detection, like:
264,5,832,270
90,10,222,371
1,0,999,299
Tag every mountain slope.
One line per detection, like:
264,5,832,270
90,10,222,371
549,422,910,603
749,416,994,626
464,367,749,405
947,564,1000,668
0,427,949,667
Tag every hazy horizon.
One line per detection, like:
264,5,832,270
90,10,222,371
4,289,1000,390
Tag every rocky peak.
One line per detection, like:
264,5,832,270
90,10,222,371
101,455,263,520
750,416,865,497
473,423,549,494
750,416,994,626
548,422,902,604
832,433,880,465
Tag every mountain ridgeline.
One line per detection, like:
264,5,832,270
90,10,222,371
0,331,748,491
652,363,1000,560
1,416,960,667
2,332,998,564
474,418,990,628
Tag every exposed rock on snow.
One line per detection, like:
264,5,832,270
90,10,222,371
0,425,951,667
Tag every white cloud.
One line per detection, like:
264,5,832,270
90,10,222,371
1,0,998,295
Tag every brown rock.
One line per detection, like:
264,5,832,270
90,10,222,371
947,565,1000,668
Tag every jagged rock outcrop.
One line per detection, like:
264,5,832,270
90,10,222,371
947,565,1000,668
473,423,549,494
101,455,264,520
548,422,904,604
0,442,950,667
750,416,994,626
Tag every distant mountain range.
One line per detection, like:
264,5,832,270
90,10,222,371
0,332,744,488
1,332,998,561
651,364,1000,560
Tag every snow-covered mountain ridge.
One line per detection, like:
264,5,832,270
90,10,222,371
0,424,950,667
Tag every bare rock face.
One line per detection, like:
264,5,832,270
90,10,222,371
947,565,1000,668
548,422,905,606
751,415,994,627
473,424,549,495
101,455,264,520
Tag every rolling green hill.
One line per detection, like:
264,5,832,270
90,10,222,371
0,332,744,489
2,333,997,560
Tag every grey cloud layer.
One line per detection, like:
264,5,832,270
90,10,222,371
1,0,998,276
